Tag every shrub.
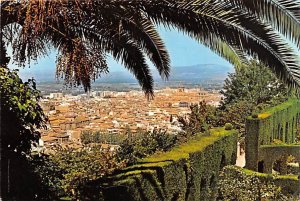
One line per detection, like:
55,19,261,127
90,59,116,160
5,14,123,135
117,129,177,165
217,166,290,201
0,68,47,153
31,147,125,200
224,123,233,130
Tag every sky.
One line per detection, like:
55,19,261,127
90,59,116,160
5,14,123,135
8,26,233,82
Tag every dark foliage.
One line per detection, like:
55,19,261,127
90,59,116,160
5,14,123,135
178,101,217,142
217,60,291,134
0,68,47,154
117,129,177,165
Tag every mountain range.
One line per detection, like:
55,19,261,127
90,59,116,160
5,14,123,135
19,64,234,83
97,64,234,83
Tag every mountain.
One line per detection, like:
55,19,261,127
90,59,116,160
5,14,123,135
18,64,234,83
97,64,234,83
168,64,233,81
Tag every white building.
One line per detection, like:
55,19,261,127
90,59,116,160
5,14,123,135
49,93,64,99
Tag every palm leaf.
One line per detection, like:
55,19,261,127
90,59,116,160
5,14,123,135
2,0,300,94
131,0,300,88
225,0,300,48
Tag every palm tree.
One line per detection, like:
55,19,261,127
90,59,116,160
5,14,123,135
1,0,300,97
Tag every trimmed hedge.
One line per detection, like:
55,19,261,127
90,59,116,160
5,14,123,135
80,128,238,201
238,166,299,195
219,165,299,199
258,145,300,174
245,99,300,171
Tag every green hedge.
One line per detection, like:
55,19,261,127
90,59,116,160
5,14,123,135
245,99,300,171
258,145,300,174
80,128,238,201
238,167,299,195
219,165,299,199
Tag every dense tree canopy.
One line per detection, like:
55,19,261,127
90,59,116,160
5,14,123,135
31,147,124,199
218,60,291,134
0,68,47,154
220,60,290,108
1,0,300,96
178,101,216,137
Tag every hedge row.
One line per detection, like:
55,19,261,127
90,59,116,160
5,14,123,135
258,145,300,174
236,166,299,195
219,165,299,199
245,99,300,171
80,127,238,201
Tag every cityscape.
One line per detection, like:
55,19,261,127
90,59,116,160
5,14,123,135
38,87,221,152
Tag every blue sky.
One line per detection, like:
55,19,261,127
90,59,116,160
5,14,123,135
9,27,233,82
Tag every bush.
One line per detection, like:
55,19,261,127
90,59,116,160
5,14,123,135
217,166,291,201
224,123,233,130
0,68,47,153
117,129,177,165
178,101,217,136
31,147,125,200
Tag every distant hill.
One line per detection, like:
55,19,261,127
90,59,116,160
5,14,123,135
19,64,234,83
97,64,234,83
168,64,234,81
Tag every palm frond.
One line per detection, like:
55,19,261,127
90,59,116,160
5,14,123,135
131,0,300,88
2,0,300,94
224,0,300,48
83,27,155,97
94,10,171,79
107,38,154,98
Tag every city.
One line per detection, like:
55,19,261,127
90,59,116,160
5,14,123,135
37,87,221,152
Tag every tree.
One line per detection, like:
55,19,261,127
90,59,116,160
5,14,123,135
80,130,125,145
1,0,300,96
220,60,289,108
0,67,48,199
218,60,291,134
178,101,216,140
1,31,49,199
31,147,125,200
80,130,93,145
0,68,47,154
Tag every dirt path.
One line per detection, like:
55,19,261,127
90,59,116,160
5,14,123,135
236,142,245,167
236,152,245,167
